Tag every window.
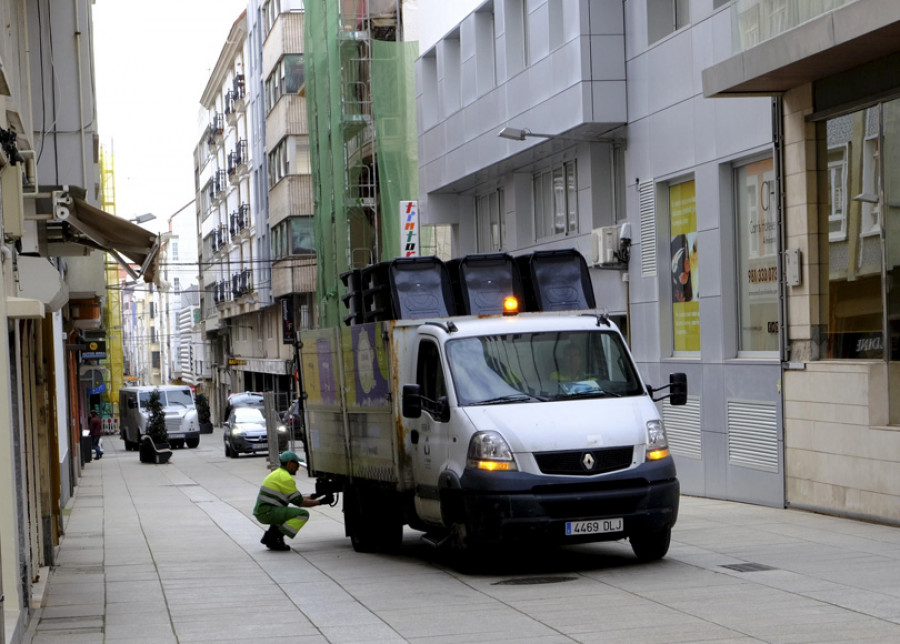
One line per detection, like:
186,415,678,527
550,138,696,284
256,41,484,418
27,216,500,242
504,0,527,76
174,277,181,294
668,179,699,352
648,0,690,45
272,216,315,260
152,351,161,369
858,108,881,237
475,190,503,252
827,144,848,241
268,140,290,186
735,158,779,353
262,0,282,35
533,160,577,240
818,106,886,360
265,55,304,113
416,341,446,418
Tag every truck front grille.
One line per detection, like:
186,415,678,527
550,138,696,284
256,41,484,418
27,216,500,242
534,447,634,476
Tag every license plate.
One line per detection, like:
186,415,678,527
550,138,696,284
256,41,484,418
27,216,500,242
565,518,623,536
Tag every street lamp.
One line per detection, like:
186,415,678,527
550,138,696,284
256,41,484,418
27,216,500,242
498,126,619,144
498,127,556,141
129,213,156,224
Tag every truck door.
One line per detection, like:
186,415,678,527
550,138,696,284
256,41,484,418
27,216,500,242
410,338,449,523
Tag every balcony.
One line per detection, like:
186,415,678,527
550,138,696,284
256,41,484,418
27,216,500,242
268,174,314,227
207,112,225,149
265,95,308,150
231,269,253,298
229,205,250,237
227,139,249,183
211,170,227,204
271,255,317,299
703,0,899,97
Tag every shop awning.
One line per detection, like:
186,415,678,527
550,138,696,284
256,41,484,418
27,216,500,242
64,197,162,284
32,187,162,284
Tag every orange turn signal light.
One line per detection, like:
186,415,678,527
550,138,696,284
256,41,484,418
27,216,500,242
503,296,519,315
647,448,670,461
476,460,512,471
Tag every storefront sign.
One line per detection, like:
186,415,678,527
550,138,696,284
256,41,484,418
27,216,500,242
282,298,295,345
400,200,419,257
670,181,700,352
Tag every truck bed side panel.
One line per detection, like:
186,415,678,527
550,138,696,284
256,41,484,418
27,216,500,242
302,323,406,485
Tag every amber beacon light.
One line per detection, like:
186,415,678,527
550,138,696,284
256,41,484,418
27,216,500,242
502,296,519,315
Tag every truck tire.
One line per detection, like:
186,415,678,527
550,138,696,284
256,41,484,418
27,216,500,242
186,438,199,448
344,484,402,553
630,527,671,561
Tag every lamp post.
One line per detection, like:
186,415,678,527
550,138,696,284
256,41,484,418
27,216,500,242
128,213,157,224
497,126,619,144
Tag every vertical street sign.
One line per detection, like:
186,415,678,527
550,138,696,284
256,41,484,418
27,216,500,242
400,200,418,257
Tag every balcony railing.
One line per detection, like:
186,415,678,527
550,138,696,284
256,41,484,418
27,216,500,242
731,0,854,53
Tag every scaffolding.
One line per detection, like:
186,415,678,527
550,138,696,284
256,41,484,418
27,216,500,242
100,145,125,421
305,0,418,328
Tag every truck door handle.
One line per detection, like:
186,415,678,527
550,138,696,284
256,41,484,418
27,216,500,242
410,429,419,445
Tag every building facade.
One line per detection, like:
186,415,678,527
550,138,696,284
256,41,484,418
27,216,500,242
705,0,900,523
195,1,314,423
1,1,160,639
418,0,900,524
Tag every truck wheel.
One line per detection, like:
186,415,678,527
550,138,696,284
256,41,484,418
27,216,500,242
630,527,671,561
224,443,232,458
345,485,402,553
186,438,199,448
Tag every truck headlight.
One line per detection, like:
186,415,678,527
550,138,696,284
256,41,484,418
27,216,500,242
646,420,670,461
277,424,287,434
467,431,517,472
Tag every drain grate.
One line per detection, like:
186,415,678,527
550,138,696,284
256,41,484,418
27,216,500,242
492,576,577,586
721,563,777,573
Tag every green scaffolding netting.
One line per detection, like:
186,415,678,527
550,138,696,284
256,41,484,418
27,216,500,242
305,1,419,328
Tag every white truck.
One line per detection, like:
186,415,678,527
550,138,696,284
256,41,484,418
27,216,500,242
119,385,200,450
301,251,686,560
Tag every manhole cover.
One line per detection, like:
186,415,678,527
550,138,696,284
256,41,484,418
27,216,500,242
721,563,777,573
492,576,577,586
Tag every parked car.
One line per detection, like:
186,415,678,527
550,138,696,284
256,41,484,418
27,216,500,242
223,405,288,458
223,391,264,422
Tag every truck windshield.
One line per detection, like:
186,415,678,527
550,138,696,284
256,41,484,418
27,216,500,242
165,389,195,407
445,330,644,406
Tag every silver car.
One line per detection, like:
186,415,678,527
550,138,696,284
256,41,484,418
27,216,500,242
223,406,287,458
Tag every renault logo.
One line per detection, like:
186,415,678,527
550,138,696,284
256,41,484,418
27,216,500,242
582,453,595,470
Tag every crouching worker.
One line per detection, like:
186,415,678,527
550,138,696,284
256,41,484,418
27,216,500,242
253,451,322,551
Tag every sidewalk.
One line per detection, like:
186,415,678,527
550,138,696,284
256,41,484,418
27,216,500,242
18,435,900,643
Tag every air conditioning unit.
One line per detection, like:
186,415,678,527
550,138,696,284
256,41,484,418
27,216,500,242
591,225,619,266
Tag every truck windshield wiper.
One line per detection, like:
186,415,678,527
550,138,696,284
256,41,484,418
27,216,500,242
561,390,622,400
470,393,545,405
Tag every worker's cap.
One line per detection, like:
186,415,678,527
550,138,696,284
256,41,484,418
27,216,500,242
279,450,302,464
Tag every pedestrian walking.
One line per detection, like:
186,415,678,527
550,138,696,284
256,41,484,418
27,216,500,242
253,451,324,551
89,411,103,460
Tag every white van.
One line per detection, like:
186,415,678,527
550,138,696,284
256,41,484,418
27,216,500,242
119,386,200,450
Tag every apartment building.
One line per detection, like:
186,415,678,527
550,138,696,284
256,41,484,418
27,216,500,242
195,1,314,422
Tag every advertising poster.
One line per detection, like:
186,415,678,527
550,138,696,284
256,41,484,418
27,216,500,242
670,181,700,351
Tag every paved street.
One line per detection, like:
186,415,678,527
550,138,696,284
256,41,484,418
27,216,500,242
22,429,900,643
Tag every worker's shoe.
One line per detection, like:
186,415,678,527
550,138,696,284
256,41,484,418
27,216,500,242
260,525,281,547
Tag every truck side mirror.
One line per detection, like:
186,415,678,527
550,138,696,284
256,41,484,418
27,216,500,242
437,396,450,423
668,373,687,406
402,384,422,419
